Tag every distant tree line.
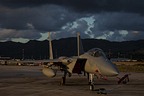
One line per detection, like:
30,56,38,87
0,38,144,60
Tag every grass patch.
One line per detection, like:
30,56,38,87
117,64,144,72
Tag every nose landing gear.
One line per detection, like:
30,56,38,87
88,74,94,91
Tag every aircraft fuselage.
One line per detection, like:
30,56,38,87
80,48,119,77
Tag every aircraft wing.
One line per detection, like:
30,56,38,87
37,59,61,63
19,58,87,75
40,58,87,74
19,59,62,65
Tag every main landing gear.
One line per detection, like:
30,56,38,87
60,71,95,91
60,71,67,85
60,71,71,85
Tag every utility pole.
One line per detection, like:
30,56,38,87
22,49,25,60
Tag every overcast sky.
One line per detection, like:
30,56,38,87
0,0,144,43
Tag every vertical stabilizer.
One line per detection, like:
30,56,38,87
48,32,53,59
77,32,84,56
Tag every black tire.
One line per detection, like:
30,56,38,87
90,84,94,91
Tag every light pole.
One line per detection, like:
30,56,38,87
22,49,25,60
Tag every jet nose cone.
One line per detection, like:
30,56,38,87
109,68,119,76
107,62,119,76
99,60,119,76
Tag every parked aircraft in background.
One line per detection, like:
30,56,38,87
42,32,120,91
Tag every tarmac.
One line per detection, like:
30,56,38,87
0,66,144,96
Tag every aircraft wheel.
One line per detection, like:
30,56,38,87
90,84,94,91
60,77,65,85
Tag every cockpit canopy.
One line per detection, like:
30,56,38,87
88,48,106,57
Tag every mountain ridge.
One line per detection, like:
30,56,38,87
0,38,144,60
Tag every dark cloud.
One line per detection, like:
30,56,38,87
0,5,80,31
91,12,144,31
0,5,85,41
0,0,144,42
1,0,144,14
0,28,40,41
54,18,90,39
90,12,144,41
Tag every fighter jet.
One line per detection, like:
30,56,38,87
42,32,119,91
